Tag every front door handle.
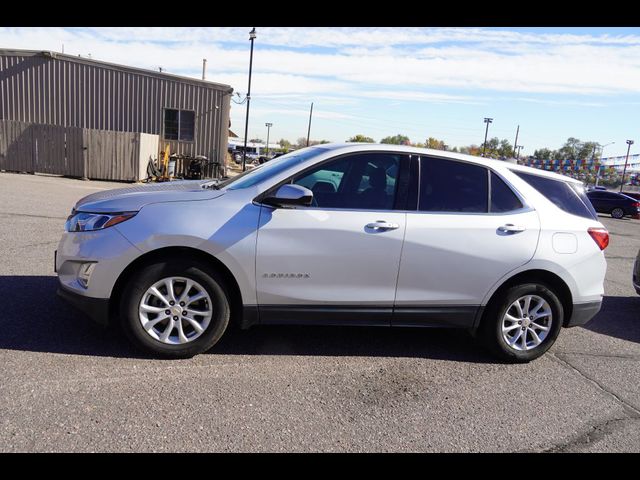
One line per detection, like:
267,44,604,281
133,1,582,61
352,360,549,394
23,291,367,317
366,220,400,231
498,224,526,233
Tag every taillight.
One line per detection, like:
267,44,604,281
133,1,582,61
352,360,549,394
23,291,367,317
633,202,640,208
588,227,609,250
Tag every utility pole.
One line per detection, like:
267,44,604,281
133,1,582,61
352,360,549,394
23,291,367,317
202,59,207,80
588,144,597,187
620,140,634,193
306,102,314,147
513,125,519,158
482,118,493,157
516,145,524,159
242,27,257,172
265,123,272,157
595,141,614,188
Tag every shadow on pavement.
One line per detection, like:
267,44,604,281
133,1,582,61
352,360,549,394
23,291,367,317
0,275,497,363
0,275,139,358
584,295,640,344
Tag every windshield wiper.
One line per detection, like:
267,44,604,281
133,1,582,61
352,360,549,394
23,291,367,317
201,180,221,190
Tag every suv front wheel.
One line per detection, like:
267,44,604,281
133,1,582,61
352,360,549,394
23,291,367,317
479,283,563,362
120,259,231,358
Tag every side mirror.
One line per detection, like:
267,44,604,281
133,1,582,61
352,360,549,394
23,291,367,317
263,184,313,208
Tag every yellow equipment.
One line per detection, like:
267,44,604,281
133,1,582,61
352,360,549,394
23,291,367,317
161,144,171,181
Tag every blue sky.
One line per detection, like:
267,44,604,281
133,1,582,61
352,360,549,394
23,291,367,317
2,27,640,157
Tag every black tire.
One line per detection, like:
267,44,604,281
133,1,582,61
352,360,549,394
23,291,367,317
120,258,230,359
611,208,625,219
478,283,563,363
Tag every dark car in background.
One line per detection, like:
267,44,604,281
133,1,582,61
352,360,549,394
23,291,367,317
622,191,640,201
586,190,640,219
634,249,640,295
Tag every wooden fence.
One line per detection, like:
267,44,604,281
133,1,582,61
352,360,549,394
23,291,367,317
0,120,159,181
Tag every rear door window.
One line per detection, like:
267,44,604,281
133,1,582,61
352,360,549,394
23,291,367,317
490,172,523,213
419,157,488,213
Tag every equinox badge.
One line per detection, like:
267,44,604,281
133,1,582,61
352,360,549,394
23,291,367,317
262,273,311,279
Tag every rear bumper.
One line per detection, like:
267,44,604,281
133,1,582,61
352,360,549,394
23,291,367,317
565,301,602,327
57,285,110,326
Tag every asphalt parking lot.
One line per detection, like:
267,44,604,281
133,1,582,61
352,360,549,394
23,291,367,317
0,171,639,452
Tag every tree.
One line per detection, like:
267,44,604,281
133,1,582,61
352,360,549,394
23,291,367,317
295,137,331,148
580,141,599,161
498,139,514,158
347,134,375,143
557,137,581,160
278,139,292,151
426,137,446,150
380,134,411,145
295,137,308,149
534,148,553,160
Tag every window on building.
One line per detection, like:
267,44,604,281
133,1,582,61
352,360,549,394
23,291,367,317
164,109,195,141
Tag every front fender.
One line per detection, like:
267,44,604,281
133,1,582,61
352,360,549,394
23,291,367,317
116,197,261,305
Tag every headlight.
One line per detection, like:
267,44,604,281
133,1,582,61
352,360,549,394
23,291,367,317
65,211,137,232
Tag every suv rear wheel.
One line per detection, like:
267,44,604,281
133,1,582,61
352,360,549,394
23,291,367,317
120,259,230,358
479,283,563,362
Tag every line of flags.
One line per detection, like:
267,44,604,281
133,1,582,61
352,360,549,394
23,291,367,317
518,157,640,174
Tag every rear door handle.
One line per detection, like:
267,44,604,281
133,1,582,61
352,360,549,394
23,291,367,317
366,221,400,231
498,224,526,233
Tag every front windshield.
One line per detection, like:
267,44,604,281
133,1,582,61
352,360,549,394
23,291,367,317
216,146,330,190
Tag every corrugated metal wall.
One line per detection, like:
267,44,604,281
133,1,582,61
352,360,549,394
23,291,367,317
0,119,159,181
0,51,232,174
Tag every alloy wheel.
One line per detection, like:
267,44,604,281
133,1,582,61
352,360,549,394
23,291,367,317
138,276,213,345
501,295,553,352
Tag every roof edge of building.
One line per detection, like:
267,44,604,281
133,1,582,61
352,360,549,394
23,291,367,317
0,48,234,93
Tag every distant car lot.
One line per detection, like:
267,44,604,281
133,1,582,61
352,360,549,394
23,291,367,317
0,171,639,452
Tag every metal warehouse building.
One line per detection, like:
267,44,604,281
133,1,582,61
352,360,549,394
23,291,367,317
0,49,233,181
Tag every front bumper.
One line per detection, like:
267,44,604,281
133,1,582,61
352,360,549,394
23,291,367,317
57,285,110,326
565,301,602,327
56,226,141,299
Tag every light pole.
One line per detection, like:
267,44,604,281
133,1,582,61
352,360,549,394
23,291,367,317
620,139,634,192
516,145,524,159
242,27,257,172
594,141,614,188
482,118,493,157
306,102,314,147
265,122,272,157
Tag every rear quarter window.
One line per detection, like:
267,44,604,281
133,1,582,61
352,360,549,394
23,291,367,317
513,171,597,220
490,172,523,213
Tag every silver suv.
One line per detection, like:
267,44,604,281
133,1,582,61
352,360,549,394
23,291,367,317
56,144,608,362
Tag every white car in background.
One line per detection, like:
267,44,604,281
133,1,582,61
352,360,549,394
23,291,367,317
56,143,608,362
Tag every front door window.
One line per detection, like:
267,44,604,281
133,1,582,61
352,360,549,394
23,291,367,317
292,153,401,210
